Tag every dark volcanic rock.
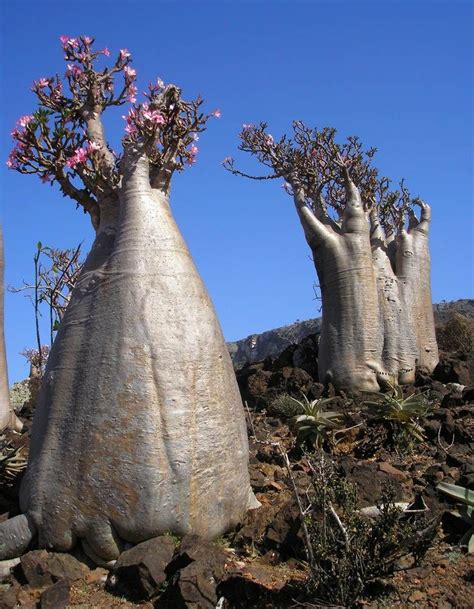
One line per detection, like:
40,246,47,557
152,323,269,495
217,561,304,608
19,550,89,587
106,535,176,601
39,578,71,609
156,535,228,609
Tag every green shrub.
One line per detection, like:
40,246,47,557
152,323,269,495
303,456,434,607
267,393,304,419
436,312,474,353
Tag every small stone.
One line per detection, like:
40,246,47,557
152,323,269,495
20,550,89,587
0,586,17,609
409,590,427,602
39,578,71,609
378,461,407,480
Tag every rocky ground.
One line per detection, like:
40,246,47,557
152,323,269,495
1,316,473,608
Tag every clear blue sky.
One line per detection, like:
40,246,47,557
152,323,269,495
1,0,473,383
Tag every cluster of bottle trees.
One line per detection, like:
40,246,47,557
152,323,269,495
0,36,437,563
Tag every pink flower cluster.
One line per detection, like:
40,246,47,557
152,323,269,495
187,143,198,165
34,78,50,89
60,35,79,49
124,66,136,78
123,65,137,103
66,64,82,78
122,104,166,137
65,141,100,169
211,109,221,118
17,115,34,127
120,48,131,60
143,109,165,124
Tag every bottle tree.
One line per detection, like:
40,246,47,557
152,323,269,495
0,226,23,432
225,122,438,393
0,36,257,563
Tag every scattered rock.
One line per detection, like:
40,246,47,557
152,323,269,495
19,550,89,587
106,535,176,601
39,578,71,609
157,535,228,608
409,589,427,602
378,462,408,481
217,561,305,608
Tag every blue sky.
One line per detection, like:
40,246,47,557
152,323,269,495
1,0,472,383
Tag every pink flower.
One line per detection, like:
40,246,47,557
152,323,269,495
35,78,50,88
101,48,111,56
60,36,79,48
143,110,165,124
124,65,136,78
265,134,274,144
66,146,89,168
83,36,93,44
120,48,131,60
192,133,199,141
211,109,221,118
40,174,51,183
17,115,34,127
156,78,164,88
66,64,82,78
124,123,138,135
87,141,101,152
10,128,20,138
242,123,253,130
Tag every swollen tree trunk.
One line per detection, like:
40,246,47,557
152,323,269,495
13,152,257,563
293,178,438,393
0,226,23,432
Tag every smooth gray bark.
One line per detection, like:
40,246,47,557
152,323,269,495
0,226,23,432
0,151,257,562
293,179,438,393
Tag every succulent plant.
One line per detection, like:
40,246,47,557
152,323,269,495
291,395,342,449
437,482,474,554
0,432,27,488
364,384,431,441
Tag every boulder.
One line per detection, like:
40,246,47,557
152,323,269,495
19,550,89,588
156,535,228,608
39,578,71,609
106,535,176,601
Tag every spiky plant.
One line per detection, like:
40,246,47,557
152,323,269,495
437,482,474,554
364,384,431,441
0,432,27,489
291,395,342,449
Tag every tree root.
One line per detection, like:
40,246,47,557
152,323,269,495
0,513,36,560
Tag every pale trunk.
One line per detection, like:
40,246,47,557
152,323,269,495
397,228,438,373
15,154,256,562
0,226,23,432
316,236,383,392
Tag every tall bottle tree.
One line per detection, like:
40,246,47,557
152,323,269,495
0,36,257,563
226,122,438,393
0,226,23,432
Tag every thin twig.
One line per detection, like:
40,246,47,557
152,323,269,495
437,425,455,454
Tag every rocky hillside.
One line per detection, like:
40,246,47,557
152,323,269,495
228,299,474,368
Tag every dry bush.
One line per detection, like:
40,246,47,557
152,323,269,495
436,313,474,353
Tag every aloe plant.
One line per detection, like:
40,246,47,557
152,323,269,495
437,482,474,554
364,384,430,441
291,395,342,449
0,432,27,488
